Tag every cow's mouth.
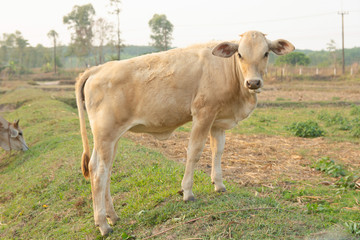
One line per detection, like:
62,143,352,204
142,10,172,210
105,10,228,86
247,88,262,94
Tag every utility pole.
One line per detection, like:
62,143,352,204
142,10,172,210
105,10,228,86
338,11,348,74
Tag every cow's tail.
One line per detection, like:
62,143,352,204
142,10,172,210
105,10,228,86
75,67,96,180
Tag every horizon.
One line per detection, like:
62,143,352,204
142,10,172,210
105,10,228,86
12,43,360,53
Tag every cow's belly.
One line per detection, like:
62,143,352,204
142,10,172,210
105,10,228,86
129,126,176,140
129,114,192,140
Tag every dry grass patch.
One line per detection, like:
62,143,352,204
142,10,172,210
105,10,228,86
124,131,360,187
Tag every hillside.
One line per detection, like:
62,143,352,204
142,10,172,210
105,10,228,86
0,85,359,239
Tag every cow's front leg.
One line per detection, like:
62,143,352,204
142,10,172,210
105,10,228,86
210,127,226,192
181,112,214,201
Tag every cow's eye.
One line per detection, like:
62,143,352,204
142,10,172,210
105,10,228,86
264,52,269,58
19,132,23,136
238,53,242,59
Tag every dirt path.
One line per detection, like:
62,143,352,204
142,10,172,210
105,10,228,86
124,131,360,187
258,81,360,102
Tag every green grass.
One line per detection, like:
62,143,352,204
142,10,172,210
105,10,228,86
230,105,360,142
1,89,360,239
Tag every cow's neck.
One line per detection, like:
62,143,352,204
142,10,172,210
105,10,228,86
0,132,10,151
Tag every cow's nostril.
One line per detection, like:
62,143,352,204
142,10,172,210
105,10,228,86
246,79,261,89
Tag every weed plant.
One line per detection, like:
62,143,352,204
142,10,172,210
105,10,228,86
285,120,325,138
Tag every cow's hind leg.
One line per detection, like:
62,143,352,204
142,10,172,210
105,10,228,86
105,143,120,225
181,111,215,201
89,140,116,236
210,127,226,192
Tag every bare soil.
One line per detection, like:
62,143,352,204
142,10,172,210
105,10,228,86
124,131,360,187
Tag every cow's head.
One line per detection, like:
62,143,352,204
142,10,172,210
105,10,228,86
0,118,29,151
212,31,294,93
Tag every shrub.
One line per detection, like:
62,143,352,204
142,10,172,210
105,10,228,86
41,62,53,73
351,125,360,138
312,157,359,192
320,112,349,127
318,111,354,132
350,104,360,116
336,173,358,190
312,157,346,178
286,120,325,138
349,118,360,138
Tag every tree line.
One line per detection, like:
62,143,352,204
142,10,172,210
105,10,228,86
0,1,173,75
271,38,360,68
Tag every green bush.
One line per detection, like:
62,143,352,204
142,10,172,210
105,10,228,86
318,110,360,137
318,112,349,127
350,118,360,138
312,157,346,178
312,157,359,192
351,126,360,138
286,120,325,138
350,104,360,116
41,62,53,73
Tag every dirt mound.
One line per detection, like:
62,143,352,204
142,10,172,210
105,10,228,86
124,131,360,187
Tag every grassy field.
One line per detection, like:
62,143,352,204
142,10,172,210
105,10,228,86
1,79,360,239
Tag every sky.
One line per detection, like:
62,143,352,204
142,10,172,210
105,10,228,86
0,0,359,51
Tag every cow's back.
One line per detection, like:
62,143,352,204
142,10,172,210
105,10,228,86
83,45,223,134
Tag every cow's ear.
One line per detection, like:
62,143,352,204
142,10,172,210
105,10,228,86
10,128,19,138
269,39,295,55
212,42,238,58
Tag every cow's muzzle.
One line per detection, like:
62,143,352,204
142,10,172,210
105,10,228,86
22,144,29,151
246,79,261,90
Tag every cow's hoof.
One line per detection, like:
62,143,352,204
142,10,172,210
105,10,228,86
214,183,227,193
107,215,119,225
181,189,195,202
215,187,227,193
98,224,113,236
183,195,196,202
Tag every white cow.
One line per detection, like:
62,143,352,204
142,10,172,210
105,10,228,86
75,31,294,235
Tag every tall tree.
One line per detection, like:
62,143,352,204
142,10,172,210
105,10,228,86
0,33,15,65
14,31,28,68
63,4,95,65
109,0,122,60
47,30,58,73
148,14,173,51
93,18,113,64
326,39,337,69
